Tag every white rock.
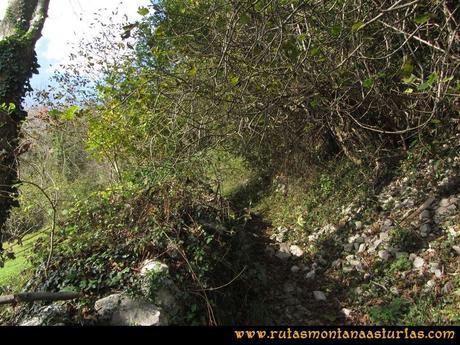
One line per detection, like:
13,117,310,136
19,304,66,326
433,269,442,278
290,265,300,273
425,280,435,290
289,245,304,257
20,317,44,326
452,245,460,256
354,221,363,230
390,286,399,295
440,198,450,207
305,270,316,279
413,257,425,269
341,308,352,317
381,219,393,231
275,251,291,260
380,232,390,241
313,291,327,301
372,239,383,250
95,294,164,326
358,243,366,253
140,260,168,276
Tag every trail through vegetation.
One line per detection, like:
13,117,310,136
1,0,459,326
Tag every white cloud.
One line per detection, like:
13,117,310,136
1,0,150,73
41,0,149,67
0,2,7,17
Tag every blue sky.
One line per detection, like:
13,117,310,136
0,0,150,105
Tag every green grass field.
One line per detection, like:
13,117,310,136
0,232,44,288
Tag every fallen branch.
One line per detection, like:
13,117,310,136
0,292,82,305
398,196,436,227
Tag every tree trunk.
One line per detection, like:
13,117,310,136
0,0,50,256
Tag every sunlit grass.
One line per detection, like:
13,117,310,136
0,232,45,288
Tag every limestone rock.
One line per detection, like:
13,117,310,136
305,270,316,279
275,251,291,261
452,245,460,256
140,260,168,276
95,293,164,326
413,256,425,269
313,291,327,301
290,265,300,273
20,304,67,326
289,245,304,257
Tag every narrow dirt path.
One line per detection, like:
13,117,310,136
238,213,347,325
226,178,349,325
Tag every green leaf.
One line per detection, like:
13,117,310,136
49,109,60,118
240,13,250,25
309,97,319,109
404,88,413,94
352,21,365,32
309,47,320,57
414,13,430,25
137,7,149,16
0,102,16,112
400,60,413,77
417,72,438,91
330,25,341,38
363,78,374,88
188,65,197,78
417,82,430,91
229,75,240,86
62,105,79,121
402,74,416,84
427,72,438,84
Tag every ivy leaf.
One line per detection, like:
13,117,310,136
402,74,416,84
188,65,197,78
352,21,365,33
417,72,439,90
49,109,60,118
309,47,320,57
229,75,240,86
400,59,413,77
414,13,431,25
137,7,149,16
62,105,80,121
363,78,374,88
330,25,341,38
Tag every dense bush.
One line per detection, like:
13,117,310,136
119,0,459,175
